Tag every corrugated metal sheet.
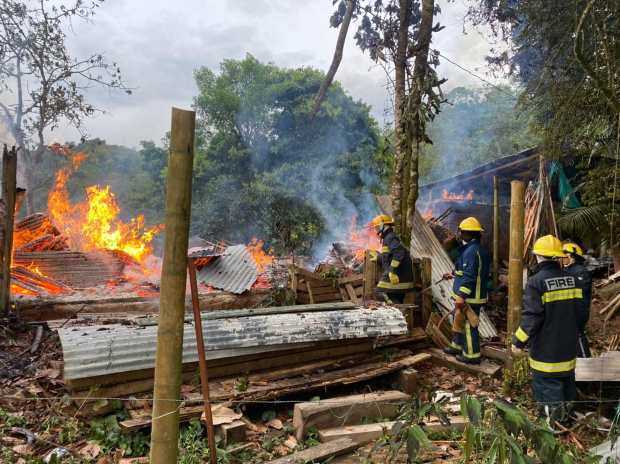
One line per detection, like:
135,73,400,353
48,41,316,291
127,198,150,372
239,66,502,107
410,210,498,339
59,307,407,381
197,245,257,294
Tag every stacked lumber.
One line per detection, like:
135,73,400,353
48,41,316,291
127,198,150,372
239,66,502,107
13,250,126,288
290,266,366,304
11,266,72,296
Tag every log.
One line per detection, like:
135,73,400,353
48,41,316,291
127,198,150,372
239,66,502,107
1,145,17,314
396,368,419,395
293,390,410,441
318,417,467,444
215,420,246,446
264,437,361,464
428,348,502,377
599,294,620,315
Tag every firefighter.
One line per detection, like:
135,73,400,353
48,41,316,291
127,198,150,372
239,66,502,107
443,217,490,364
511,235,587,425
369,214,414,304
562,242,592,358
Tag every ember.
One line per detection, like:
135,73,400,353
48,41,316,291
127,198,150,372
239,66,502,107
442,189,474,201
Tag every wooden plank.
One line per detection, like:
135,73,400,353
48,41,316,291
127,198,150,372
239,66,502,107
297,283,338,295
363,251,378,299
306,280,315,304
481,345,509,363
119,352,431,431
293,390,410,440
428,348,502,377
420,257,432,326
318,417,467,444
265,437,361,464
345,283,360,304
396,368,419,395
297,292,343,304
215,420,247,446
337,274,364,285
576,357,620,382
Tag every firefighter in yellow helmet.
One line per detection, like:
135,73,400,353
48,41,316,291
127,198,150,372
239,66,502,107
512,235,587,425
562,242,592,358
369,215,414,304
443,217,490,364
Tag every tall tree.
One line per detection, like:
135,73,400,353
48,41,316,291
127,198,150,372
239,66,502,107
0,0,129,211
468,0,620,256
328,0,445,244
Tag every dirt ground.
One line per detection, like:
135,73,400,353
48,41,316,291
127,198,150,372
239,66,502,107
0,282,618,463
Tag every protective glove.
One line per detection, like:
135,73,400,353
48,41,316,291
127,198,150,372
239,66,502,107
442,272,454,280
389,272,399,285
454,295,465,311
368,250,378,262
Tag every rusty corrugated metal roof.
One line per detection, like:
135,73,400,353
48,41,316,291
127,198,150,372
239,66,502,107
197,244,257,294
58,306,408,381
409,210,498,339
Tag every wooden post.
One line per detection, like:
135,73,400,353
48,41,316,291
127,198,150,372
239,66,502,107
507,181,525,362
492,176,500,289
149,108,195,464
420,257,432,326
1,145,17,314
187,259,217,464
362,250,378,301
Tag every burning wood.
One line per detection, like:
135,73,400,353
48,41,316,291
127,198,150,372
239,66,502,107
11,265,72,296
442,189,474,201
15,233,68,253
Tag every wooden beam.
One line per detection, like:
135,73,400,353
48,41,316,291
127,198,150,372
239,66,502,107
265,437,361,464
492,176,500,288
363,251,378,300
428,348,502,377
1,145,17,314
420,257,432,326
507,180,525,367
293,390,410,441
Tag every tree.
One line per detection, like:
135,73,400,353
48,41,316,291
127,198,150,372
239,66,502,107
467,0,620,256
329,0,445,244
0,0,129,212
191,54,382,256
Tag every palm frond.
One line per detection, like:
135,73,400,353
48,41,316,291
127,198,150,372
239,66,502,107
558,205,607,241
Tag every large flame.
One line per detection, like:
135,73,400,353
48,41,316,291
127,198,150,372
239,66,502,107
246,239,273,273
48,152,162,263
348,216,381,262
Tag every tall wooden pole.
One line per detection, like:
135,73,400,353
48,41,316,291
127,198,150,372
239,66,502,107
149,108,195,464
1,146,17,314
507,181,525,360
492,176,500,289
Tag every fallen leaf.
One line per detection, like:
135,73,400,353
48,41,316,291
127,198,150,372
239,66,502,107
266,418,283,430
201,404,242,426
12,444,34,455
284,435,298,450
79,441,102,459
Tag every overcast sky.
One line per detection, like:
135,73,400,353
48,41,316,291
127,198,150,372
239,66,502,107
47,0,502,148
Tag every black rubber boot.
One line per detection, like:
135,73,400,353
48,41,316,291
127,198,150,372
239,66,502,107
456,354,481,365
443,346,461,356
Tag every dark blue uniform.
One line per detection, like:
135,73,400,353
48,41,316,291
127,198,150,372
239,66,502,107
450,239,490,360
565,261,592,358
375,229,414,303
513,260,587,421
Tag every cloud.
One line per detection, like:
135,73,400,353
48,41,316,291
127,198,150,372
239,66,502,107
49,0,502,146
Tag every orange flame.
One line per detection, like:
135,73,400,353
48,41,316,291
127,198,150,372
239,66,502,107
442,189,474,201
48,152,162,263
247,239,274,273
348,216,381,262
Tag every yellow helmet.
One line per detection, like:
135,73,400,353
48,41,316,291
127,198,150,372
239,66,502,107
562,242,584,257
532,235,565,258
371,214,394,228
458,217,484,232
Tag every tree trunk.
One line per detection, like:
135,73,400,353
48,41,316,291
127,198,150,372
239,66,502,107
391,0,411,236
405,0,435,235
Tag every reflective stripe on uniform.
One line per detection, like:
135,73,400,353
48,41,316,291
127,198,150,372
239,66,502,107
528,357,576,373
475,251,482,301
390,260,400,268
466,297,487,304
450,341,462,350
541,288,583,303
461,351,481,359
515,327,529,343
377,281,415,290
382,246,389,252
455,270,464,276
465,322,474,356
459,286,472,295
